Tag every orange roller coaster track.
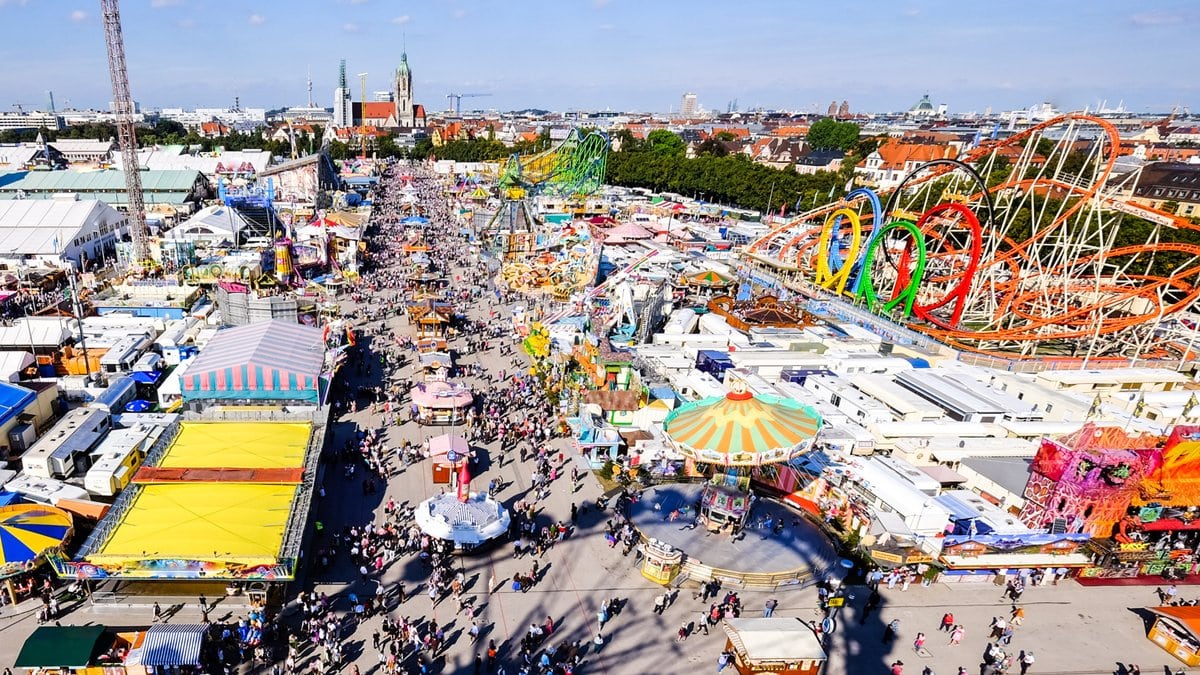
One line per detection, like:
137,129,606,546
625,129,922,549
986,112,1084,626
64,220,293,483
744,114,1200,361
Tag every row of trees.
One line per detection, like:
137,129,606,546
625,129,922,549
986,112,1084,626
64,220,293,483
607,128,870,214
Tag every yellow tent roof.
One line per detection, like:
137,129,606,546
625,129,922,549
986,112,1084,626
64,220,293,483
157,422,311,469
94,483,296,565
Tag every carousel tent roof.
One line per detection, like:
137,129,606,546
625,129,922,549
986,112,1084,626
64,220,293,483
685,269,735,287
0,503,72,578
602,222,653,243
662,388,821,466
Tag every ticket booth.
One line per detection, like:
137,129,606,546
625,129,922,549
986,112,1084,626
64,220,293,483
640,538,683,585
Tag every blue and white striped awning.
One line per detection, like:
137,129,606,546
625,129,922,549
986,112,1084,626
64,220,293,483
138,623,208,666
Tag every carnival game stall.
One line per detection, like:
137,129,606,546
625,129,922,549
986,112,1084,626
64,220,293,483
411,380,473,425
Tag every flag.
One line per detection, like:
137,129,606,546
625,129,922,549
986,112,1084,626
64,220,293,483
457,460,471,503
1134,394,1146,417
990,122,1000,140
1087,394,1102,419
971,129,982,148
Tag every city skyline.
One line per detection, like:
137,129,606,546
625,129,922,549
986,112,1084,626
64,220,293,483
0,0,1197,114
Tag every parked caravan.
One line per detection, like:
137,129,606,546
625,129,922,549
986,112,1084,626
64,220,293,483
20,407,112,479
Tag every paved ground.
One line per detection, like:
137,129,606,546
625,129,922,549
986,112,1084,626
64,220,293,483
0,168,1190,675
632,483,838,575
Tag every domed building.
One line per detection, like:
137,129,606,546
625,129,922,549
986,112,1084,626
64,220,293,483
907,93,937,118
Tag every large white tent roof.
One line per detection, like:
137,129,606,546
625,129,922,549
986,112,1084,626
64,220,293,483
0,199,119,256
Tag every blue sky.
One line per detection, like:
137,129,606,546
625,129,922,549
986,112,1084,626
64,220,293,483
1,0,1196,114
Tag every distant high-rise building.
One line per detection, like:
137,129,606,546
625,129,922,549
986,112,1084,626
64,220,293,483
680,93,698,118
332,59,352,128
374,91,394,103
838,100,850,118
827,100,837,117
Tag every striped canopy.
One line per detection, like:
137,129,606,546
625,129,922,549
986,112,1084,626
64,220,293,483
0,504,73,578
180,320,325,403
686,270,735,288
663,390,821,466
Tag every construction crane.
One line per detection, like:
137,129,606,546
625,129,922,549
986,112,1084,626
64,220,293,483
100,0,149,268
446,92,491,115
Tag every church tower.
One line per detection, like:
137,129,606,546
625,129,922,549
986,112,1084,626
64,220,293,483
394,51,414,127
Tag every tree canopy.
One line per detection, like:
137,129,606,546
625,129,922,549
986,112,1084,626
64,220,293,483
806,118,860,151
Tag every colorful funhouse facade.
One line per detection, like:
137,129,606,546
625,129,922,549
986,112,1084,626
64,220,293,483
1021,424,1200,580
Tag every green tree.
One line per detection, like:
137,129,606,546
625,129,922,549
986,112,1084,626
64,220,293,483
645,129,686,157
806,118,860,151
377,136,401,159
695,138,728,157
328,140,350,160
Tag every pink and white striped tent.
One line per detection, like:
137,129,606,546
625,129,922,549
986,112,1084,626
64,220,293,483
180,320,326,404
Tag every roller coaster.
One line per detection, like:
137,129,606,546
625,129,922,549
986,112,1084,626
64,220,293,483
744,114,1200,361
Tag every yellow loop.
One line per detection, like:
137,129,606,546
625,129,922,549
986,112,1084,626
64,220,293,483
815,207,864,295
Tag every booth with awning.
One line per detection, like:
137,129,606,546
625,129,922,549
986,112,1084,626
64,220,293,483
1148,605,1200,666
15,625,107,670
411,380,473,425
128,623,208,668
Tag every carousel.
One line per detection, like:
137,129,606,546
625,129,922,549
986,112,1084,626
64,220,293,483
415,462,511,552
661,379,823,533
632,379,834,586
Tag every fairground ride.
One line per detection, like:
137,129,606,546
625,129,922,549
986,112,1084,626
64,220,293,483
479,128,610,254
743,114,1200,363
476,130,611,300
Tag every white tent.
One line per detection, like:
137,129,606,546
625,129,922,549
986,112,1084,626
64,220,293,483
0,351,35,381
166,204,252,242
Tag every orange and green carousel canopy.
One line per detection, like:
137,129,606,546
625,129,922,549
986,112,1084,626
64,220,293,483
662,389,822,466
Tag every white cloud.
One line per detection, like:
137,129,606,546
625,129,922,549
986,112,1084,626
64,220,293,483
69,9,87,22
175,18,195,28
248,13,265,25
1130,10,1192,26
0,0,31,6
594,0,611,7
903,8,920,17
452,8,466,19
151,0,183,7
342,22,360,33
390,14,410,25
598,23,614,31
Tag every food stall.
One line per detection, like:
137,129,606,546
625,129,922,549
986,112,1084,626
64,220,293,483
411,381,473,425
1148,605,1200,666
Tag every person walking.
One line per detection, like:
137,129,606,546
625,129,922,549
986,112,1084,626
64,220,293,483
763,598,778,617
949,625,964,646
152,602,162,623
913,632,926,652
940,612,954,632
1018,650,1035,675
